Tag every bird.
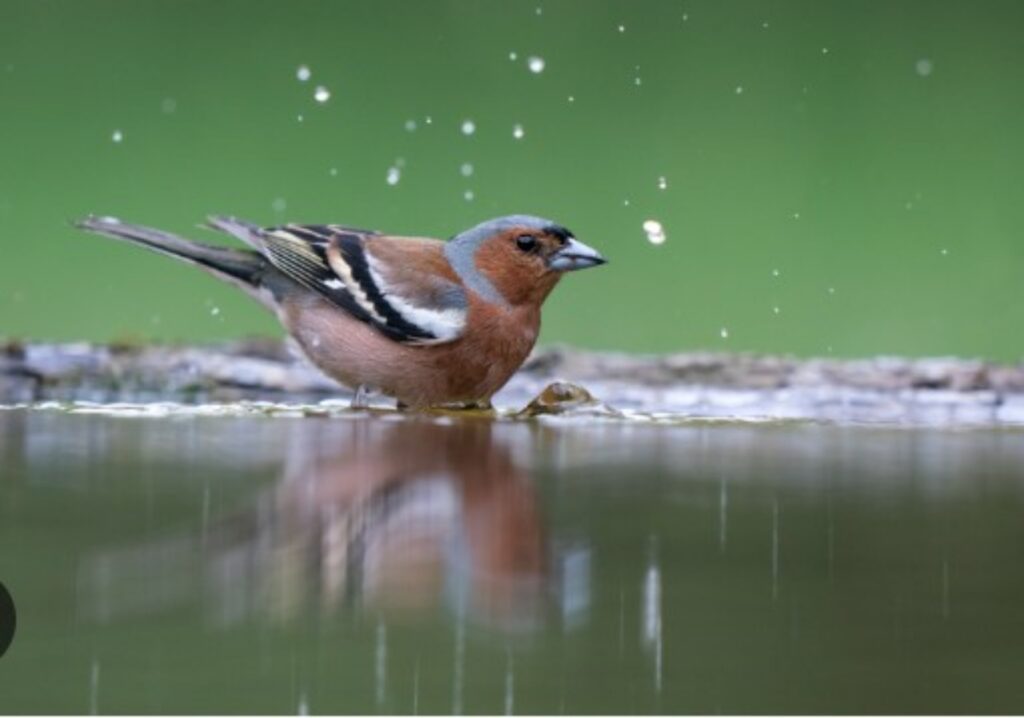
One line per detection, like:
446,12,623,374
75,214,606,408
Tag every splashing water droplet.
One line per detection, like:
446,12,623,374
460,162,474,177
404,119,417,132
460,119,476,136
915,58,933,77
111,129,124,143
642,219,666,245
568,95,575,103
762,21,770,28
657,176,668,190
509,51,518,61
527,56,545,74
512,123,525,139
463,190,475,202
314,86,331,103
720,328,730,339
618,24,626,32
623,199,631,206
296,65,311,82
296,114,304,123
735,85,744,95
940,248,949,256
828,287,836,295
210,306,221,317
792,212,801,220
386,166,401,186
535,6,542,15
773,306,781,315
772,269,781,277
821,47,829,54
329,167,338,177
682,12,689,21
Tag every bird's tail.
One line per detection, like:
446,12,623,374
75,215,269,293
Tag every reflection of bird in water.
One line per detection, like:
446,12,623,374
80,418,548,633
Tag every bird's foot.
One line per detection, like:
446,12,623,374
350,384,378,409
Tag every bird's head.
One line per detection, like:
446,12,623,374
445,215,606,307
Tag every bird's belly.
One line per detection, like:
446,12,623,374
281,298,534,407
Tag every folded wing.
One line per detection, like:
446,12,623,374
212,220,468,345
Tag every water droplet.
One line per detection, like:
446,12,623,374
773,306,781,315
296,114,304,123
682,12,689,21
394,156,406,168
463,189,475,202
509,51,518,61
329,167,338,177
915,58,933,77
296,65,311,82
160,98,177,114
271,197,287,213
618,24,626,32
792,212,801,220
313,85,331,103
762,21,770,28
634,76,643,86
527,56,545,74
720,328,730,339
568,95,575,103
386,166,401,186
642,219,666,245
404,119,418,132
111,129,124,143
623,199,631,206
772,268,781,277
905,201,913,210
460,162,474,177
210,306,221,317
425,116,433,125
735,85,744,95
512,123,525,139
828,287,835,295
821,47,829,54
940,248,949,256
657,176,668,190
460,119,476,136
535,6,543,15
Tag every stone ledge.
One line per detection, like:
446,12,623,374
2,340,1023,426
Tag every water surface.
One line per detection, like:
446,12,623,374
1,410,1023,713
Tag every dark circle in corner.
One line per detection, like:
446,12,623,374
0,581,15,658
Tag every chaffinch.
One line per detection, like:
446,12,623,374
76,213,606,407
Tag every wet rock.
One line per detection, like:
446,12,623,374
517,381,620,418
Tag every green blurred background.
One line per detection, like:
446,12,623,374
1,0,1022,360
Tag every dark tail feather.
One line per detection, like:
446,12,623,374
205,215,266,251
75,215,268,290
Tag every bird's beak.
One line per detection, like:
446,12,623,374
547,237,607,272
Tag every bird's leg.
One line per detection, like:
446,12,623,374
351,384,373,409
449,399,494,412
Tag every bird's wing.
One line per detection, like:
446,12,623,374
257,223,468,345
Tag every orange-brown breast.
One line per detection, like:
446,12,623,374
281,290,541,407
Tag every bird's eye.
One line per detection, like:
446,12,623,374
516,234,538,252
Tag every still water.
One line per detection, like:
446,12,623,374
1,409,1023,713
